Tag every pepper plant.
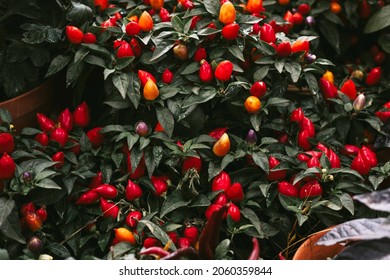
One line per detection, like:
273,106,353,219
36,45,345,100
0,0,390,260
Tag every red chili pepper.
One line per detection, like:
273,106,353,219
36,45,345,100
359,0,371,18
20,202,36,216
123,146,146,179
125,21,141,36
57,108,74,131
125,179,143,201
89,171,103,189
36,113,55,132
86,127,104,148
130,38,142,57
299,180,322,198
205,203,227,220
50,127,69,147
360,146,378,168
36,206,47,223
290,107,304,123
259,23,276,43
267,156,287,181
214,60,233,82
319,78,338,99
0,132,15,154
211,171,231,192
93,184,118,199
65,26,84,44
365,67,381,86
143,237,162,249
199,60,214,83
214,192,229,205
73,101,91,128
194,47,207,62
221,22,240,40
291,40,309,54
51,151,65,169
125,210,143,228
298,3,311,15
340,79,357,101
206,22,217,41
34,132,49,146
327,148,341,168
297,129,313,151
226,182,244,202
115,41,134,58
151,176,168,197
75,190,99,205
276,41,292,57
250,81,267,99
184,226,199,244
82,32,97,44
181,155,202,174
178,237,191,249
100,198,119,219
299,116,315,137
351,152,371,175
0,152,16,180
138,70,157,87
341,144,360,156
208,127,228,140
190,15,201,29
94,0,108,11
159,7,171,22
227,202,241,222
24,212,42,232
297,153,310,162
277,181,299,197
162,68,174,84
307,156,321,168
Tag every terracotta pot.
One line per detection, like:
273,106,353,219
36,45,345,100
292,228,345,260
0,73,68,133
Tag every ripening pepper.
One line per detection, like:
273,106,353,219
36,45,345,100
319,78,338,99
246,0,263,14
0,152,16,180
219,1,236,25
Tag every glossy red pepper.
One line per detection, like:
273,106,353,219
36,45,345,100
297,129,313,151
208,127,227,140
267,156,287,181
123,147,146,179
299,180,322,198
359,0,371,18
75,190,99,205
214,192,229,206
82,32,97,44
57,108,73,131
159,7,171,22
183,226,199,244
138,70,157,87
125,21,141,36
351,151,371,175
194,47,207,62
366,67,381,86
50,127,69,147
290,107,304,123
291,40,309,55
143,237,162,249
20,202,36,216
214,60,233,82
278,181,299,197
211,171,231,192
340,79,357,101
73,101,91,128
298,3,311,15
0,153,16,180
259,23,276,43
34,132,49,146
36,113,55,132
24,212,43,232
307,156,321,168
65,26,84,44
125,179,143,201
341,144,360,156
0,133,15,154
205,203,226,220
130,38,142,57
36,206,47,223
100,198,119,219
51,151,65,169
360,146,378,168
94,0,108,11
93,184,118,199
221,22,240,40
115,41,134,58
181,155,202,174
162,68,174,84
151,176,168,196
227,202,241,222
226,182,244,202
250,81,267,98
319,78,338,99
299,116,315,137
86,127,104,149
199,60,214,83
246,0,263,14
276,41,292,57
327,148,341,168
125,210,143,228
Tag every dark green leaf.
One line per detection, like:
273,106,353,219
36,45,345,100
113,72,130,99
181,62,200,75
203,0,220,16
214,239,231,260
274,60,285,73
150,40,175,62
156,107,175,137
251,151,269,173
21,24,62,44
253,66,269,81
45,55,72,78
47,242,71,258
127,71,141,108
318,20,340,53
182,87,217,108
266,97,291,107
138,220,174,248
285,61,301,83
171,15,184,32
0,249,9,260
334,238,390,260
106,242,133,260
364,5,390,33
378,34,390,53
250,113,262,132
241,208,264,237
0,207,25,244
228,45,245,62
67,2,93,25
0,198,15,229
160,191,191,217
337,193,355,215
